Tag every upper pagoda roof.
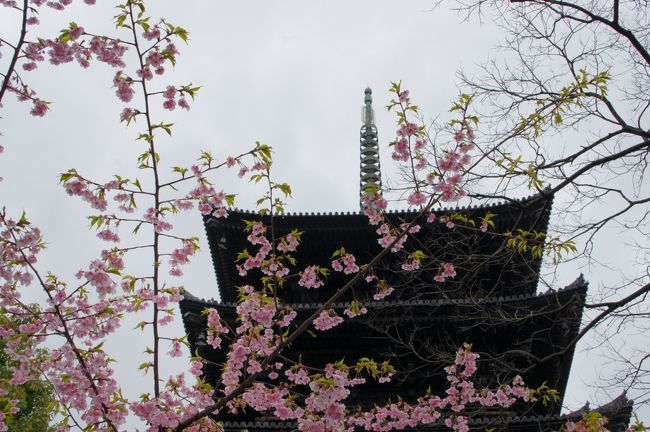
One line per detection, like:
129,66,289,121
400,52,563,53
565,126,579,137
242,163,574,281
204,192,553,303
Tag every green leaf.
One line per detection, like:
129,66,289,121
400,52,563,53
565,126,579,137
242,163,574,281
175,26,189,42
161,123,174,136
276,183,292,197
59,168,78,183
138,361,153,372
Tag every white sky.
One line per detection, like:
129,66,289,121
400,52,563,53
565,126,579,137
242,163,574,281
1,0,647,427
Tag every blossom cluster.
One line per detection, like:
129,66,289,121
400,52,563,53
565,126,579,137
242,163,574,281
168,240,197,277
63,178,108,211
343,300,368,318
390,86,478,207
362,190,388,226
298,265,325,289
373,279,394,301
162,85,190,111
186,168,229,219
435,262,457,283
313,309,344,331
207,341,535,432
130,372,219,431
10,13,128,116
144,207,173,233
346,344,531,432
221,286,296,398
428,128,474,203
238,222,272,273
205,307,229,349
331,251,359,275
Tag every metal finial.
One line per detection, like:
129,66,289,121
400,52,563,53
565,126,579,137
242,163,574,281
363,87,374,126
359,87,382,209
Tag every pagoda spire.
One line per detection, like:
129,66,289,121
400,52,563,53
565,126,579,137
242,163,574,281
360,87,382,209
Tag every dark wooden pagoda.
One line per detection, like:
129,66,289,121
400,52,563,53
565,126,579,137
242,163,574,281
180,89,633,431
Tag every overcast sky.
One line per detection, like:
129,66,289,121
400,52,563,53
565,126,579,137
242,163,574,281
1,0,646,427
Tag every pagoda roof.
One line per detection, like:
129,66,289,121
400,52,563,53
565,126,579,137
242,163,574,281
181,273,583,313
205,192,553,303
214,393,632,432
180,276,586,415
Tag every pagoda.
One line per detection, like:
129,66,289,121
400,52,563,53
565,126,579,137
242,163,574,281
180,89,633,431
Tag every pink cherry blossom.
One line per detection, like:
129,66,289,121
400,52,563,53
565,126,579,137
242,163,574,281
313,309,344,331
29,99,47,117
298,265,324,289
407,191,426,206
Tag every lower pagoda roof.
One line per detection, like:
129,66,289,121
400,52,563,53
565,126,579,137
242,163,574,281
214,393,632,432
180,276,587,420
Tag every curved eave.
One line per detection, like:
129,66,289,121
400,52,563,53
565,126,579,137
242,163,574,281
181,274,585,315
218,190,553,220
217,394,632,432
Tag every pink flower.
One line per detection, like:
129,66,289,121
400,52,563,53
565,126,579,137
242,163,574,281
343,303,367,318
407,191,426,206
332,253,359,274
313,310,344,331
168,340,182,357
277,233,299,252
212,207,228,218
401,259,421,271
397,122,418,137
435,262,457,282
69,26,84,40
113,72,134,102
136,67,152,81
189,361,203,376
96,229,120,243
174,200,194,210
143,27,161,41
197,201,212,215
299,266,324,289
178,97,190,110
163,86,176,99
119,108,136,123
373,282,394,300
163,98,176,110
206,308,228,349
286,367,310,385
30,100,47,117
